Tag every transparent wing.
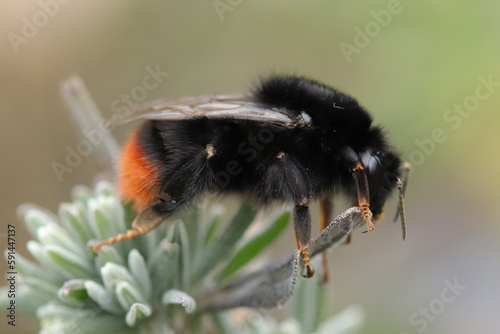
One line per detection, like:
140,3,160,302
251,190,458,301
120,94,311,127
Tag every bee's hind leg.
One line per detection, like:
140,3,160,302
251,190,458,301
92,147,215,253
91,200,173,253
293,198,314,278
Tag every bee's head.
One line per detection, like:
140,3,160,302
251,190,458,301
361,148,402,220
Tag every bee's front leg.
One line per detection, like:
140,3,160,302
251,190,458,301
341,146,373,233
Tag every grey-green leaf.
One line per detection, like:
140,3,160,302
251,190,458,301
116,281,148,310
59,202,93,245
45,245,95,279
37,223,87,258
71,184,93,203
128,249,152,299
126,303,153,327
162,289,196,314
95,181,115,197
203,208,223,246
21,277,60,299
94,245,126,270
26,241,59,277
84,280,123,314
21,206,58,239
38,300,130,333
100,262,138,295
172,221,191,290
147,240,179,296
87,198,113,240
58,279,88,307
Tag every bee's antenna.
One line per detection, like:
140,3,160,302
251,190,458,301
393,162,411,240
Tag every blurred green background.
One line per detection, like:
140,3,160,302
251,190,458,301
1,1,499,333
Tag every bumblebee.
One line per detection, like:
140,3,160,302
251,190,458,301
92,75,408,280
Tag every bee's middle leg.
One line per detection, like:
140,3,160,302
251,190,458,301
293,198,314,278
319,198,333,283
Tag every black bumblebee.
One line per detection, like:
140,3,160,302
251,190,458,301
92,75,408,281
